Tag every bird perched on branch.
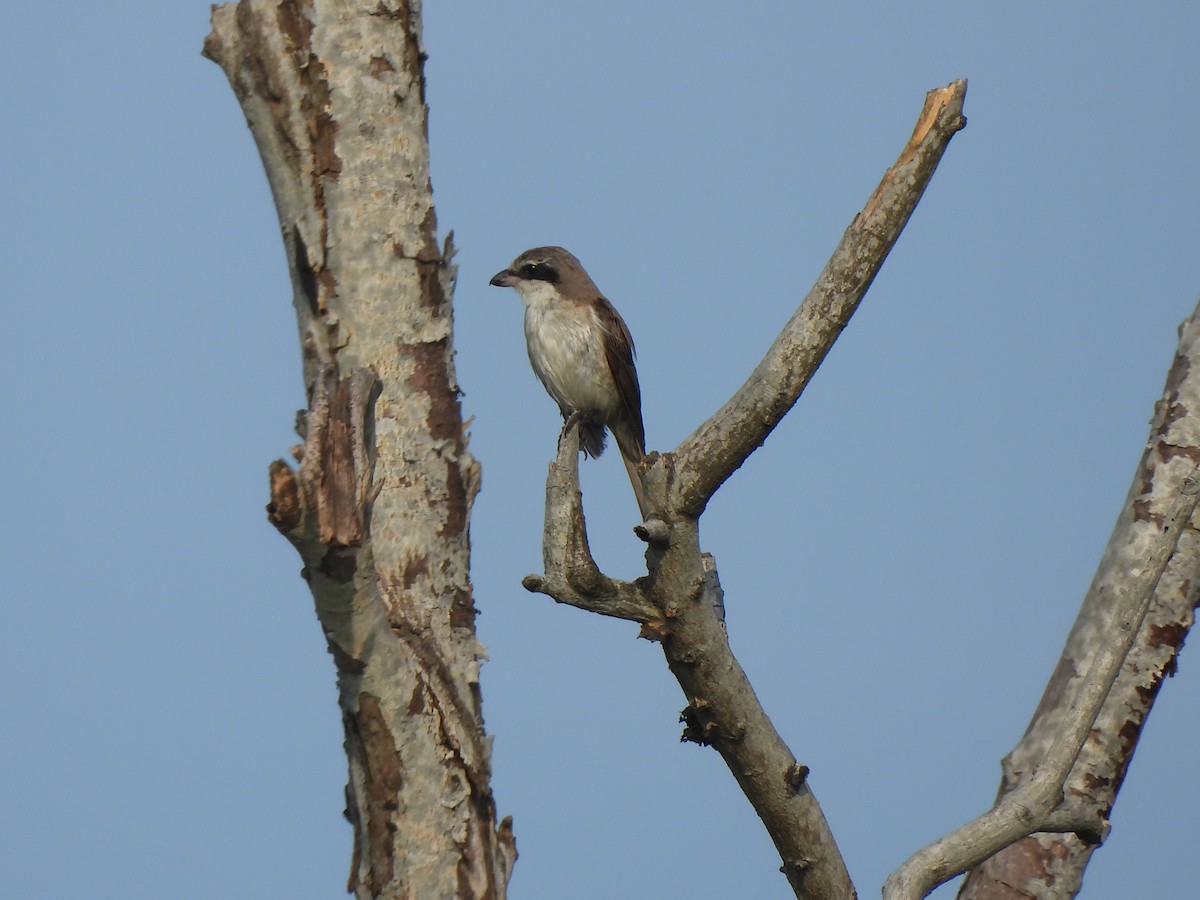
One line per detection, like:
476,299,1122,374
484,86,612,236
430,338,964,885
489,246,648,518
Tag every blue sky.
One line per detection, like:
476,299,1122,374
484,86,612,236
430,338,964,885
3,3,1198,898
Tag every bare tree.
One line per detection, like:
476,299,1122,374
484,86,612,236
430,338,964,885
204,2,1199,898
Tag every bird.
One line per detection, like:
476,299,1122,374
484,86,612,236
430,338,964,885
489,246,648,518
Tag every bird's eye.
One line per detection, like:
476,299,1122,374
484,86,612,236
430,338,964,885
519,262,559,283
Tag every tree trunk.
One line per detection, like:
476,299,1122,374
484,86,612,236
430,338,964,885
203,2,515,897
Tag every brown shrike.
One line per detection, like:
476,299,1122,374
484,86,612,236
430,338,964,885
490,246,648,518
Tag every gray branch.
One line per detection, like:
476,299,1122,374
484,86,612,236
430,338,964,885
528,81,971,900
883,300,1200,897
523,420,658,624
954,300,1200,898
671,81,968,518
535,420,855,899
884,460,1200,898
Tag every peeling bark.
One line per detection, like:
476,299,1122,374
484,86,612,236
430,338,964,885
956,303,1200,900
204,2,513,897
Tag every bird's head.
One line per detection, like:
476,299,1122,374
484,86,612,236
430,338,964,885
489,247,594,296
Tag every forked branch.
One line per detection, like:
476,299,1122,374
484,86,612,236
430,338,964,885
528,81,971,900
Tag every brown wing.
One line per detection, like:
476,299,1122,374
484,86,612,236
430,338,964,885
594,295,646,459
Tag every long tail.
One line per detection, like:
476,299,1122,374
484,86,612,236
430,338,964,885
621,451,649,520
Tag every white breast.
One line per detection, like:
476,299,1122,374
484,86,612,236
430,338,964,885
518,282,617,418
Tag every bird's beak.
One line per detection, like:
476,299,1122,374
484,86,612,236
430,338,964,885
489,268,517,287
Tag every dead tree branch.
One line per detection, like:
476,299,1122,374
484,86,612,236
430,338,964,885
523,420,658,624
672,81,968,518
884,450,1200,897
952,300,1200,899
528,80,969,900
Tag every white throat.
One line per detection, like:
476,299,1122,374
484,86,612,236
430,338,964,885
512,278,563,311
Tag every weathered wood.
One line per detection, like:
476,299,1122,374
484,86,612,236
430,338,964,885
528,80,969,900
204,2,513,896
